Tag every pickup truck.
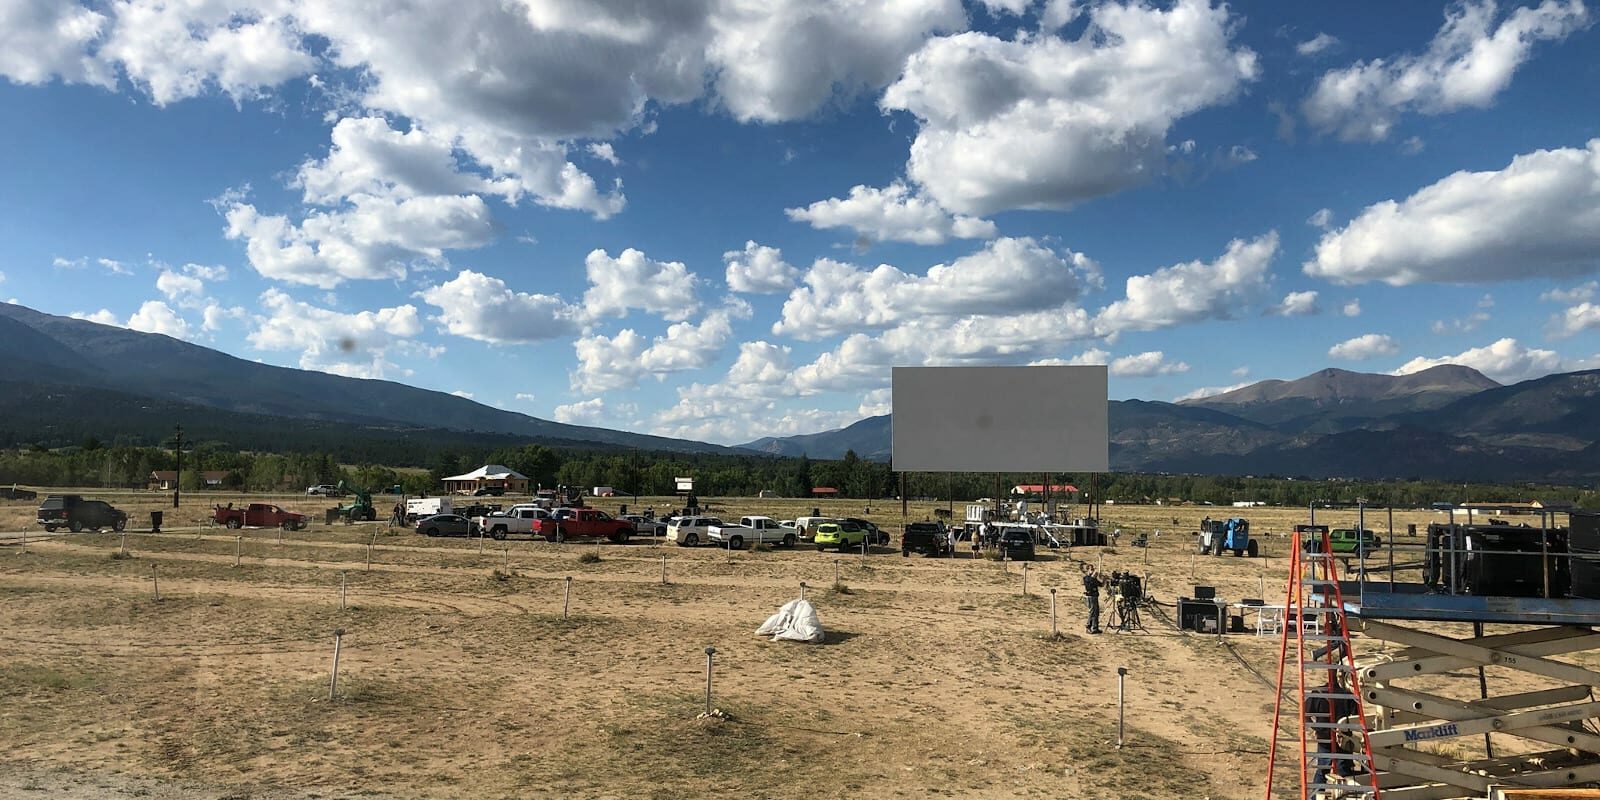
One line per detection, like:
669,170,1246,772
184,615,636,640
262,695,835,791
476,505,556,540
532,508,634,544
708,516,797,549
213,503,308,531
37,494,127,532
902,521,951,557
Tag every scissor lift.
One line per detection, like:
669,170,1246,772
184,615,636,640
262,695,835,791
1302,509,1600,800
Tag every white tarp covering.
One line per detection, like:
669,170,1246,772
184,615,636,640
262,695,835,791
756,598,824,643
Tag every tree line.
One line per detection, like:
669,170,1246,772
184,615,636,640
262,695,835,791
2,440,1594,509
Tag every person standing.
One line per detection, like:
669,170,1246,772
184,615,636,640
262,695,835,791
1083,565,1103,634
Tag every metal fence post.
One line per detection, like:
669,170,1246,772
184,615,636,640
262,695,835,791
329,628,345,700
1116,666,1128,747
703,646,717,715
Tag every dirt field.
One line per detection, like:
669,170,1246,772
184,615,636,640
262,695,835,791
0,493,1585,798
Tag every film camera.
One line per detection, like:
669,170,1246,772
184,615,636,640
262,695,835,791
1105,570,1146,631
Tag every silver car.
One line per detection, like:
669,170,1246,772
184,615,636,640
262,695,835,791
622,514,667,536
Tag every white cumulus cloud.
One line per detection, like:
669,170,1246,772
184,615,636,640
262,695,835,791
1329,333,1399,361
1392,337,1575,383
0,0,112,87
1304,0,1589,141
776,237,1097,340
416,270,582,344
1549,302,1600,339
723,241,800,295
880,0,1258,215
1174,381,1252,402
1094,232,1279,335
98,0,315,106
552,397,611,426
583,248,700,322
246,289,426,379
726,341,793,386
295,116,498,205
1271,290,1320,317
571,300,751,393
71,300,195,340
705,0,964,124
1305,140,1600,285
785,182,996,245
1109,351,1190,377
786,306,1096,396
223,193,494,288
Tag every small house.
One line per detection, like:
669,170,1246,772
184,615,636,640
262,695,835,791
441,464,530,495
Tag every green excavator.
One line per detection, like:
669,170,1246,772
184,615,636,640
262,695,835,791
334,481,377,522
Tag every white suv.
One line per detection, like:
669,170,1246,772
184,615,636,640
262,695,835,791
667,516,723,547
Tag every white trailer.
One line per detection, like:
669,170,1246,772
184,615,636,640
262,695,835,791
405,497,451,520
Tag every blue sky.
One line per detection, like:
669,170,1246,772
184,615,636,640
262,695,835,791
3,0,1599,444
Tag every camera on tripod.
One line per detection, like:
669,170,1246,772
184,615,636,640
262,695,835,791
1105,570,1147,631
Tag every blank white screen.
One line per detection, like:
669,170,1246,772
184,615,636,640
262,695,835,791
891,365,1109,472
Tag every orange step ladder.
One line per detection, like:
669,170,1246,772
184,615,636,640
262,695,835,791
1264,527,1384,799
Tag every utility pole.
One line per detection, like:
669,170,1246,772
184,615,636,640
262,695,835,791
173,424,183,509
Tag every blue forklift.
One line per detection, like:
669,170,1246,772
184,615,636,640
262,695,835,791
1198,517,1259,557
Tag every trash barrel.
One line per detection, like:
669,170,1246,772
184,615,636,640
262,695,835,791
619,503,628,515
150,510,163,533
812,507,821,517
1407,523,1417,537
325,508,341,525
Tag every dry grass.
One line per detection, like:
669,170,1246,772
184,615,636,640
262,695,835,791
0,492,1578,798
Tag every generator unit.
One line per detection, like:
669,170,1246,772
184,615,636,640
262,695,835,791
1423,522,1571,598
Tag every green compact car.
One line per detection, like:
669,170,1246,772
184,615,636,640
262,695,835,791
813,522,868,551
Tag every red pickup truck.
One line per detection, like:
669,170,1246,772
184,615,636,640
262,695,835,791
213,503,308,531
532,508,633,544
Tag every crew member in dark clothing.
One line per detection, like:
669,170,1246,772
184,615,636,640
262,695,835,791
1082,565,1103,634
1307,685,1359,786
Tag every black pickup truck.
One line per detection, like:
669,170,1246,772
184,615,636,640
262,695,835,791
902,521,951,557
37,494,128,532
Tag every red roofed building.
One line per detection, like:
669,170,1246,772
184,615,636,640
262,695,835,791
811,487,839,496
1010,484,1078,497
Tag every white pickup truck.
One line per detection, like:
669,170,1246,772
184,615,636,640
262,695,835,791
708,516,797,549
475,504,558,540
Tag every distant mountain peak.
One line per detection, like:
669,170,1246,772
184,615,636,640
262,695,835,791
1182,364,1498,407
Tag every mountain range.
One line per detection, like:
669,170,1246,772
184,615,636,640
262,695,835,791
0,302,737,456
743,366,1600,483
4,301,1598,482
